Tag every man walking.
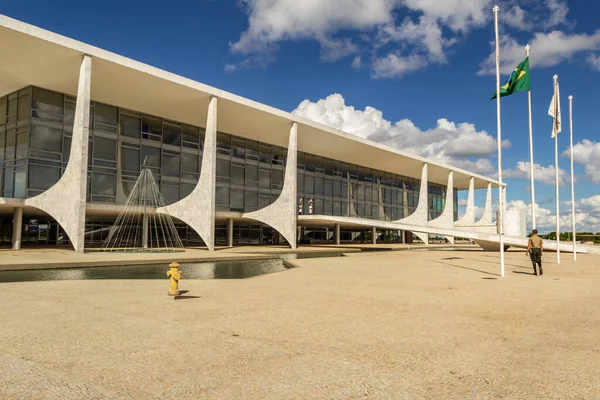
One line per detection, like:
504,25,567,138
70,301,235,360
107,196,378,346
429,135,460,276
527,229,544,276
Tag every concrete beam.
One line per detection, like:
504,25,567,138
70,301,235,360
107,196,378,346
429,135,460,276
157,97,217,250
244,122,298,249
25,55,92,253
11,207,22,250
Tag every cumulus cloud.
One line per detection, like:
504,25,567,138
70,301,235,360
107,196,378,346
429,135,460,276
479,30,600,75
564,139,600,183
507,195,600,234
504,161,568,186
587,54,600,71
292,93,509,174
229,0,494,75
228,0,584,77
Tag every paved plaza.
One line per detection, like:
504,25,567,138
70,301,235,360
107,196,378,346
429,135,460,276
1,249,599,399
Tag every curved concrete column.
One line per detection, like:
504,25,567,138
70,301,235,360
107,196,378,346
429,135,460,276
456,177,475,225
25,55,92,253
429,171,454,244
156,97,217,250
396,163,429,244
476,183,493,225
243,122,298,249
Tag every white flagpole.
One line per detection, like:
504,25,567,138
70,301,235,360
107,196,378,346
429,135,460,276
526,44,536,230
493,5,505,277
569,95,576,260
553,74,560,265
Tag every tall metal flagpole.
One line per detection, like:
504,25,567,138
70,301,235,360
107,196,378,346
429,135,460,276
569,95,576,260
494,5,505,277
553,74,560,265
526,45,536,230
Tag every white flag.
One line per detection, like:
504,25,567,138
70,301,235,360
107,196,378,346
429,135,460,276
548,79,561,138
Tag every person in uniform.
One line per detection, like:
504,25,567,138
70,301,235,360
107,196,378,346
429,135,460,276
527,229,544,276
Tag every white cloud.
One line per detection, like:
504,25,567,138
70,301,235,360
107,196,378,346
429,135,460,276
587,54,600,71
564,139,600,183
292,93,509,174
507,197,600,234
371,53,428,78
224,63,237,72
504,161,567,186
479,29,600,75
544,0,570,29
230,0,494,76
351,55,362,69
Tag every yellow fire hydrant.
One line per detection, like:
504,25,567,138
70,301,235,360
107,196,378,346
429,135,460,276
167,262,182,296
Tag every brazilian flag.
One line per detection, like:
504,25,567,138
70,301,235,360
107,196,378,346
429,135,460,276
491,57,531,99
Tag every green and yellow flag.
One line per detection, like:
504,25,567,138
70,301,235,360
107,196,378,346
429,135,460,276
491,57,531,99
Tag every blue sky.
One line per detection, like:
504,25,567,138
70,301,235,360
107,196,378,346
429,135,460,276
2,0,599,232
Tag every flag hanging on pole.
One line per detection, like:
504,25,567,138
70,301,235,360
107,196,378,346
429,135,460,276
548,80,562,138
490,57,531,99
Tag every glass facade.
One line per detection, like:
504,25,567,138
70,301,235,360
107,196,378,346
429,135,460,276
0,85,459,246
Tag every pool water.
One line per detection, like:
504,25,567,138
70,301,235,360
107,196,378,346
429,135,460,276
0,252,345,283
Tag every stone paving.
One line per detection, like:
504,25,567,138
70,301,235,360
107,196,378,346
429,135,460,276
1,249,599,399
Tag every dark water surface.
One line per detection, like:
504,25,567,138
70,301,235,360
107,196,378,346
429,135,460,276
0,252,345,283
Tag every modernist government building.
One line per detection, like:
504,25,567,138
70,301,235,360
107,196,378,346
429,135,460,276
0,15,509,252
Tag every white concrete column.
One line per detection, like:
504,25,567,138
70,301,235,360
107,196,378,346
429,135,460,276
396,163,429,245
401,230,406,244
371,227,377,244
227,218,234,247
476,183,493,225
156,96,217,250
25,55,92,253
335,223,341,245
11,207,23,250
456,177,475,226
244,122,298,249
429,171,455,244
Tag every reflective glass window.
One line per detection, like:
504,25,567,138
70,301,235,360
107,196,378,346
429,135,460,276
14,170,26,198
182,152,199,174
231,164,244,186
93,137,117,161
142,146,161,167
31,124,62,153
0,98,6,125
121,147,140,172
216,186,229,206
162,153,180,177
29,165,60,190
259,169,270,189
163,122,181,146
142,116,161,135
216,159,230,178
231,189,244,210
95,103,118,130
32,88,63,122
92,173,116,196
120,115,141,138
17,94,30,121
